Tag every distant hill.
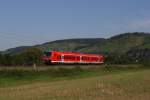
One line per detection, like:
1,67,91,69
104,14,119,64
3,32,150,54
89,32,150,53
36,38,106,53
3,46,32,54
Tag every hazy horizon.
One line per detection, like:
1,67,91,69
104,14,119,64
0,0,150,50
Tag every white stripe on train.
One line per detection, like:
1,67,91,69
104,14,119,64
51,61,104,64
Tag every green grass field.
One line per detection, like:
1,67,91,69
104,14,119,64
0,65,150,100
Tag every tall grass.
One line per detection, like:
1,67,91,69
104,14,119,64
0,66,150,100
0,65,149,87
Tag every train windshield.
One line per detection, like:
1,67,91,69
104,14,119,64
44,52,51,57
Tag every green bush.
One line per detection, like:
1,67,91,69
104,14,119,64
0,48,43,66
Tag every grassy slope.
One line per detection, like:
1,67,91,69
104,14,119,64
4,33,150,54
0,65,137,87
0,66,150,100
36,38,105,53
79,33,150,53
37,33,150,53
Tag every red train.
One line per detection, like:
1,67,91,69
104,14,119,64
42,51,104,64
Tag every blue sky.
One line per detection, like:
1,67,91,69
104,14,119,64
0,0,150,50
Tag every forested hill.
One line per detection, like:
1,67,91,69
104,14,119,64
3,32,150,54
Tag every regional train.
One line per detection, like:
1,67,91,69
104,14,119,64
42,51,104,64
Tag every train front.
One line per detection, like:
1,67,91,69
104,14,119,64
42,51,52,64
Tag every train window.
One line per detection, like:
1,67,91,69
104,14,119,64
64,56,70,59
57,56,61,59
64,56,67,59
91,57,98,61
77,56,80,60
71,56,75,60
82,57,84,60
82,56,89,60
64,55,76,60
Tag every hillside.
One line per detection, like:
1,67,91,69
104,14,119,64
80,32,150,53
36,38,106,53
3,32,150,54
4,46,32,54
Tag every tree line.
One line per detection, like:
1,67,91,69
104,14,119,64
0,48,43,66
105,48,150,66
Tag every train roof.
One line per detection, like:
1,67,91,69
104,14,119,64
44,51,103,56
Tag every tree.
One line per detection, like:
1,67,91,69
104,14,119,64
105,53,134,64
21,48,43,66
12,54,25,66
1,54,13,66
0,53,2,66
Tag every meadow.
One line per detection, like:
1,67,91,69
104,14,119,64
0,65,150,100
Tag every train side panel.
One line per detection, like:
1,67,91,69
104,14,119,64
43,51,104,64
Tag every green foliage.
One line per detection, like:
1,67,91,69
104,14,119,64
0,67,84,79
0,54,13,66
105,54,134,64
0,66,149,87
12,54,25,66
140,57,150,66
0,48,43,66
0,53,2,66
127,48,150,66
21,48,43,65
